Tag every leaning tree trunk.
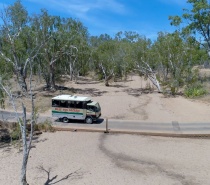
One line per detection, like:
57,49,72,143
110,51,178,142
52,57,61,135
147,73,162,93
136,60,162,93
105,79,109,86
99,63,114,87
105,74,113,86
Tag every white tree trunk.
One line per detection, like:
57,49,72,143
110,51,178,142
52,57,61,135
20,104,29,185
99,63,114,86
147,74,162,92
0,60,36,185
136,60,162,93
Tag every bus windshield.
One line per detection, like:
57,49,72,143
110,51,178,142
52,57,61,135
95,103,101,112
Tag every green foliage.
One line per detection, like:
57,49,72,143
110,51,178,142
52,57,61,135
169,79,180,96
31,10,90,88
1,0,30,61
184,83,208,98
153,31,205,94
7,0,28,28
92,39,117,79
169,0,210,57
1,0,208,98
10,124,21,140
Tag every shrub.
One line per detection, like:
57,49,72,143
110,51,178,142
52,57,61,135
37,119,55,132
184,83,208,98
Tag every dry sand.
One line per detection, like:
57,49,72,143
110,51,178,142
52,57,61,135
4,75,210,123
1,132,210,185
1,75,210,184
58,75,210,123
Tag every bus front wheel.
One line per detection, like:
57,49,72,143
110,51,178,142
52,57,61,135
85,117,93,124
63,117,69,123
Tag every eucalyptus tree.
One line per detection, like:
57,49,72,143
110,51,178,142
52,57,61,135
60,18,90,82
89,34,115,86
32,10,89,89
0,0,43,94
31,10,63,90
91,36,117,86
114,41,133,80
153,32,203,94
169,0,210,59
90,32,137,85
0,2,44,184
113,31,138,80
132,36,162,92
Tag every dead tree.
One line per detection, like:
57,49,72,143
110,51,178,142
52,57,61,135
136,60,162,93
0,61,37,185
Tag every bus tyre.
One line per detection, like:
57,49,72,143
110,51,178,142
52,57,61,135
63,117,69,123
85,117,93,124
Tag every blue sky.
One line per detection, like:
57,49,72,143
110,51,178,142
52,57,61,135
0,0,190,40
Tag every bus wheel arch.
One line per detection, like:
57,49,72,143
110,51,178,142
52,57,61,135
62,117,69,123
85,116,93,124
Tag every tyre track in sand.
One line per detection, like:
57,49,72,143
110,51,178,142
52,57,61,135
130,95,151,120
98,134,198,185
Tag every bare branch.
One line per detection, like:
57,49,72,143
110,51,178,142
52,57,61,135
0,52,12,63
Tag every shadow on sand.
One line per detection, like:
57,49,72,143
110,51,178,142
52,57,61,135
123,88,154,97
37,166,83,185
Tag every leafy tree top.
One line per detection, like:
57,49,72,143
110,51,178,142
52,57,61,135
169,0,210,51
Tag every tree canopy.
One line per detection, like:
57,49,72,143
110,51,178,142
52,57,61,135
0,0,208,95
169,0,210,57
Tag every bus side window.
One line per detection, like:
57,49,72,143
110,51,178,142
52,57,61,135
68,101,75,108
75,101,83,109
52,100,60,107
60,100,67,108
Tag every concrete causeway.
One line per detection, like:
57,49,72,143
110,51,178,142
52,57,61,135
52,118,210,137
1,110,210,137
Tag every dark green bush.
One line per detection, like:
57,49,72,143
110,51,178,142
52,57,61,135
184,83,208,98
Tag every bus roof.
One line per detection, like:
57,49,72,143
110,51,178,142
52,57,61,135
52,95,91,101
